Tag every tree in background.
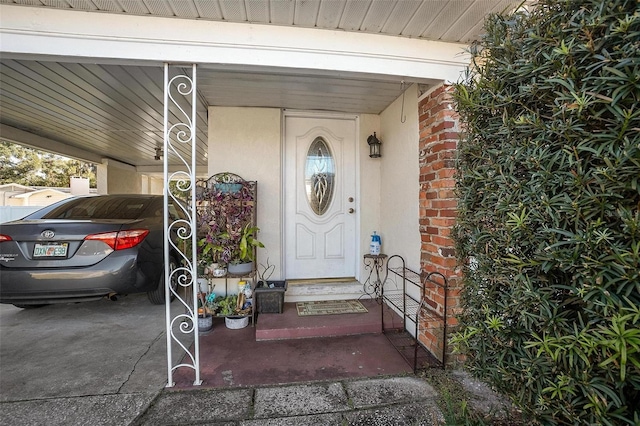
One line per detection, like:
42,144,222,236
452,1,639,424
0,141,96,187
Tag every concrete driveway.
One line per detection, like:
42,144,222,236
0,293,189,425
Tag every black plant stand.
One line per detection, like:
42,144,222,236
361,254,388,301
381,255,448,371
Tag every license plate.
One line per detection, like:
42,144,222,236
33,243,69,258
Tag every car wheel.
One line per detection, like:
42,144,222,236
13,304,48,309
147,257,178,305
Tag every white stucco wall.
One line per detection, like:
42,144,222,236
97,159,143,194
108,168,142,194
208,107,386,283
358,113,381,279
110,169,142,194
96,163,107,195
148,176,164,195
208,106,283,280
69,177,90,195
379,84,421,269
139,175,164,195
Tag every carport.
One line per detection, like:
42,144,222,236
0,1,524,386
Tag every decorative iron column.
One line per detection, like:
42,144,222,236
163,63,201,386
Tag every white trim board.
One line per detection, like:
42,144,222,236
1,4,469,83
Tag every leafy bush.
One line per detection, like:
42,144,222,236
451,1,639,424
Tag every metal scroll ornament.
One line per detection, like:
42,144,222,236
163,64,201,386
305,137,335,216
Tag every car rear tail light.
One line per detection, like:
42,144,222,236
0,234,12,242
85,229,149,251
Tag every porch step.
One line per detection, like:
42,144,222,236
255,299,382,341
284,279,367,303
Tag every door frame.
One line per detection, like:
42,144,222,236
281,110,361,282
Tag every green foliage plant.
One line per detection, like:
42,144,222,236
451,1,639,424
195,176,262,266
423,369,521,426
197,231,229,264
234,223,264,264
217,294,238,316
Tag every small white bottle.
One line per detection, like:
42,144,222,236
370,231,381,255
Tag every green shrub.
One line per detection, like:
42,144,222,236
451,1,640,424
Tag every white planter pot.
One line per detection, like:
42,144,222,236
204,263,218,275
225,316,249,329
212,267,227,277
198,315,213,332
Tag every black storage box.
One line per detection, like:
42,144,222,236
254,280,287,314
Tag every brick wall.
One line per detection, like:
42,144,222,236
417,83,463,365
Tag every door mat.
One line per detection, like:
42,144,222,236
296,300,368,316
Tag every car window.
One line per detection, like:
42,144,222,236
36,197,154,220
168,201,191,221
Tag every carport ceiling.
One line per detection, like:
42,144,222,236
0,61,410,168
0,0,526,168
2,0,522,42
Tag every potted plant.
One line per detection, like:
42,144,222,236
253,257,287,314
216,294,252,329
197,292,216,333
227,223,265,275
195,173,262,276
255,257,275,287
197,235,228,276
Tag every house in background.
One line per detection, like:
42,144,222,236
0,183,36,205
0,184,70,222
5,188,70,207
0,178,92,222
0,1,525,363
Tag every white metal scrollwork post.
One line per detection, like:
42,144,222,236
163,63,201,386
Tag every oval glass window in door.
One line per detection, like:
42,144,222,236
305,137,335,216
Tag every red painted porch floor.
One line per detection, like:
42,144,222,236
171,299,418,389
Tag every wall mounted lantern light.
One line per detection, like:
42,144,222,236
154,147,163,161
367,132,381,158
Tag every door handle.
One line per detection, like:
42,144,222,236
348,208,355,214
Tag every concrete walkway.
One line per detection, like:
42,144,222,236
0,294,181,426
0,294,509,425
136,376,443,425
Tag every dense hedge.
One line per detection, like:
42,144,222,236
451,1,639,424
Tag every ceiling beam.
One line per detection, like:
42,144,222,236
0,124,104,164
0,4,469,83
136,165,209,177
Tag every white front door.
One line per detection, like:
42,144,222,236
285,114,357,279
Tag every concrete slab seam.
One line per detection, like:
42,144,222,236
129,390,164,426
0,391,154,403
248,387,256,419
117,332,165,394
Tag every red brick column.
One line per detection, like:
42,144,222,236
417,84,462,365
